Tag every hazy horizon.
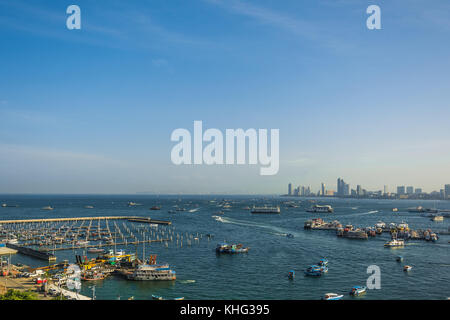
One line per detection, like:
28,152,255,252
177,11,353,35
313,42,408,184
1,0,450,194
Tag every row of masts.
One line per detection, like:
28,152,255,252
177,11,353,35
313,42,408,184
0,218,208,257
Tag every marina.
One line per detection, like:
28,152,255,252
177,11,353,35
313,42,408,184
1,195,449,300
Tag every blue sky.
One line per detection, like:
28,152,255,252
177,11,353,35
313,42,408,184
1,0,450,194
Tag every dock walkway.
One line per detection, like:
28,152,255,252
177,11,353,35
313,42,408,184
0,216,171,225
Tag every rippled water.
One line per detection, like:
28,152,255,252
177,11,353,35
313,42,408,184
1,195,449,300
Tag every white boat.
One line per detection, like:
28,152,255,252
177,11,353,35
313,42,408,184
403,265,413,272
251,206,280,214
431,216,444,221
322,293,343,300
306,205,333,213
384,239,405,247
42,206,54,210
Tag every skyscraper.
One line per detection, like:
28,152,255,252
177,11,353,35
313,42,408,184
356,185,363,196
337,178,349,196
406,186,414,194
445,184,450,199
321,183,326,196
397,186,406,195
383,185,388,194
288,183,292,196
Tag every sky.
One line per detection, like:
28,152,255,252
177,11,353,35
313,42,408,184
1,0,450,194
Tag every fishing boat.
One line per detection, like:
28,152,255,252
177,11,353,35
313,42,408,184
216,243,249,254
288,270,295,279
304,265,327,277
318,258,328,266
82,272,106,281
322,293,344,300
87,248,104,254
349,286,367,296
384,239,405,247
404,265,413,272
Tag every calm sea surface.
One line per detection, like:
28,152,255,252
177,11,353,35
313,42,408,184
1,195,449,300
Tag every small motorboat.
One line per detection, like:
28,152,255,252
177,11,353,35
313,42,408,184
322,293,343,300
288,270,295,279
396,256,404,262
150,206,161,210
173,297,185,300
152,295,163,300
304,265,327,277
403,265,413,272
286,234,294,238
349,286,367,296
216,243,249,254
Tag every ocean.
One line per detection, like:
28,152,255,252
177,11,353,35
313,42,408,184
0,195,449,300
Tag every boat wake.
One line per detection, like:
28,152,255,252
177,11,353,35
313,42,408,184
179,280,196,284
212,215,295,238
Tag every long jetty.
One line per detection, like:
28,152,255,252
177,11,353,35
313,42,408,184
0,216,171,225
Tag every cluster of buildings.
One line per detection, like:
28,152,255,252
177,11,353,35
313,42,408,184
286,179,450,200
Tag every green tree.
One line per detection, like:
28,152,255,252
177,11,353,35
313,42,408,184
0,289,38,300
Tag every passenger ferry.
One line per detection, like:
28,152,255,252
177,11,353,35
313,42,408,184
250,206,280,214
384,239,405,247
127,263,176,281
306,205,333,213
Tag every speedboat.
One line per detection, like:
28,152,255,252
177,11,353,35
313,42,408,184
349,286,367,296
322,293,343,300
403,265,413,272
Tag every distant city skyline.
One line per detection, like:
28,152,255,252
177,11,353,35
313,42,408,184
1,1,450,194
286,179,450,199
